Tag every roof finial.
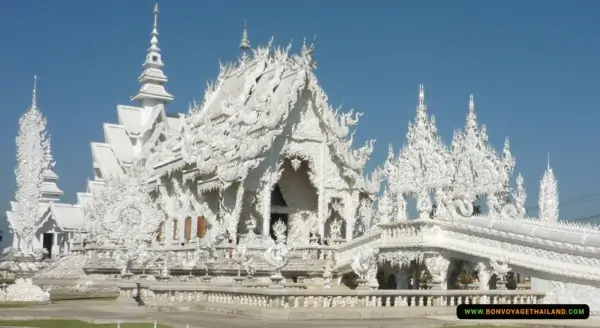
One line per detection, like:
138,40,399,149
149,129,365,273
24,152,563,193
31,75,38,109
416,84,427,121
239,20,250,50
418,84,425,109
150,3,160,52
547,152,551,170
469,94,475,113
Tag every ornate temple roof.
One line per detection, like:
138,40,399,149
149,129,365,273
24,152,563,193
152,36,376,191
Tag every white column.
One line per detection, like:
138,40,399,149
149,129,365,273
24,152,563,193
179,217,185,243
66,233,71,254
165,218,173,243
51,232,59,258
192,215,198,240
317,142,327,238
262,181,271,237
318,196,326,238
344,192,359,241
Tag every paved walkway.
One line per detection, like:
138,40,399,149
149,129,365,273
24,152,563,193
0,301,598,328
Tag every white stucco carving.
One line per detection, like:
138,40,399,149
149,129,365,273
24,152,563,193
351,247,377,280
0,278,49,302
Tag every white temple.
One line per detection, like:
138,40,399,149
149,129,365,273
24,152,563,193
68,4,379,250
6,4,600,314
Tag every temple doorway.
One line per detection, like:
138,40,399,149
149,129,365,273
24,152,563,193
269,183,289,240
42,233,53,258
270,213,289,240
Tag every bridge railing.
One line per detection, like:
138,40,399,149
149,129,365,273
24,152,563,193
119,282,545,309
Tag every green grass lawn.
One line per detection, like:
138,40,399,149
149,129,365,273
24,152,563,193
50,293,118,301
0,302,39,309
0,319,171,328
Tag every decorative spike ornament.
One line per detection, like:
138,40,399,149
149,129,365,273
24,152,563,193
538,154,559,223
301,37,308,55
386,84,452,220
514,173,527,218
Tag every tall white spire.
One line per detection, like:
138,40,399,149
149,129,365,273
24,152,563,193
131,3,174,106
539,154,559,223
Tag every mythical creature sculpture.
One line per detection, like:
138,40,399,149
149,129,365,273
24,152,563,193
160,260,171,277
377,189,393,224
263,242,292,278
235,243,255,277
424,254,451,289
136,248,154,275
181,256,196,277
490,257,511,276
328,218,343,245
351,247,378,280
476,261,493,290
196,225,228,262
115,240,148,276
245,216,257,236
263,220,293,277
272,219,287,243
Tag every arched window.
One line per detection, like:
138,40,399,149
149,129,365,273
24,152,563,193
184,217,192,241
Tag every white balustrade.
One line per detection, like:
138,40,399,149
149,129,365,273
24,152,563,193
120,283,544,309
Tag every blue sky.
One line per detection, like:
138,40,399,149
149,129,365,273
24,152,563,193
2,1,600,244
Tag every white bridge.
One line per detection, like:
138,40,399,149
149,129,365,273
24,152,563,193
335,213,600,311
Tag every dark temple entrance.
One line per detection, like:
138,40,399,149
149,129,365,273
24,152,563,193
42,233,53,258
269,184,289,240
